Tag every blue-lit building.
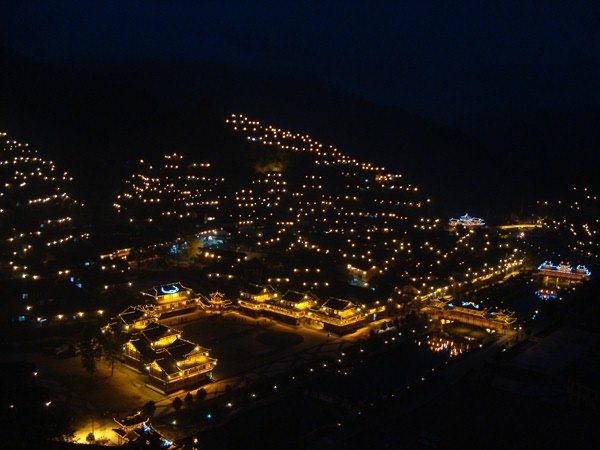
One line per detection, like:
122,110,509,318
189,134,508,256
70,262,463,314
449,213,485,227
537,261,591,281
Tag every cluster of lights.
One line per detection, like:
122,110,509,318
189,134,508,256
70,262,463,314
427,336,470,357
224,114,442,276
536,187,599,259
85,115,544,317
221,115,534,301
1,134,86,281
115,153,224,223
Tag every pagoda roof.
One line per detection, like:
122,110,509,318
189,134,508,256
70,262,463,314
241,283,279,296
141,322,180,343
242,283,267,295
154,356,180,376
322,297,354,311
154,350,214,377
281,290,310,303
128,338,156,359
118,306,150,325
160,338,206,360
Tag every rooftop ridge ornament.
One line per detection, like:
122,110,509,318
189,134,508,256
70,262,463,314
537,261,591,278
160,285,180,294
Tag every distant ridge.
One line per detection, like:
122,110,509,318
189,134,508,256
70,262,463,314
3,48,583,217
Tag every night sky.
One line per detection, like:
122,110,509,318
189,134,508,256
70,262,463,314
1,1,599,197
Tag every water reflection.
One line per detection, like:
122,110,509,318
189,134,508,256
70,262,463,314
420,321,493,358
426,336,470,357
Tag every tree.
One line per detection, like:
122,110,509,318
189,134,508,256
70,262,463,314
172,396,183,411
142,401,156,418
80,338,101,379
100,331,123,377
196,388,207,402
184,392,194,409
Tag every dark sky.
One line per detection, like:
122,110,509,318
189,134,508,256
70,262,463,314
1,0,599,187
2,1,598,121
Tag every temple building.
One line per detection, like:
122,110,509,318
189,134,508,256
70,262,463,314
197,291,234,312
238,283,279,313
304,297,368,334
537,261,591,281
264,290,319,324
102,305,159,334
141,282,199,317
101,283,218,393
113,413,179,448
123,322,216,393
238,284,370,334
448,213,485,227
424,298,517,331
239,284,318,324
239,283,279,303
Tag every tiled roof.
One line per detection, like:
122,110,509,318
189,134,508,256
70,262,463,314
155,357,180,376
241,283,266,295
119,306,147,324
281,290,306,303
141,323,180,343
163,339,200,360
322,297,352,311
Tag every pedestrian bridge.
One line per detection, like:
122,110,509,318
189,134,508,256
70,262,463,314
423,300,516,331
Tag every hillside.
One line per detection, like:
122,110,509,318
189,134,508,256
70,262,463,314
1,48,561,217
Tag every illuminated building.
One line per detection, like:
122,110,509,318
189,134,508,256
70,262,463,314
424,299,516,330
103,305,159,334
197,229,228,248
266,290,319,324
449,213,485,227
123,322,216,393
113,413,179,448
103,285,218,392
239,283,280,306
537,261,591,280
303,297,369,334
141,282,199,316
238,283,371,334
99,247,131,261
280,290,318,309
347,261,379,287
197,291,233,312
239,285,316,324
